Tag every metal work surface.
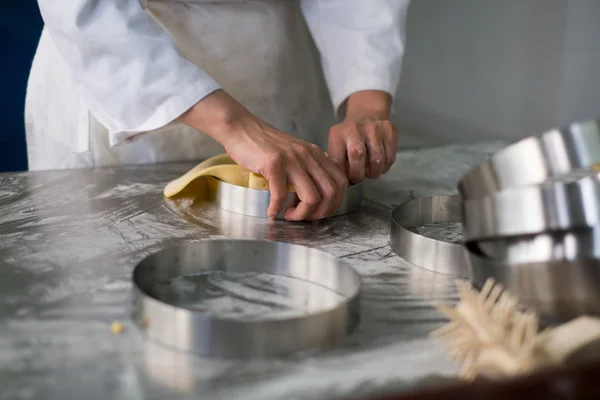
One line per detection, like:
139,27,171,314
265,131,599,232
0,142,501,400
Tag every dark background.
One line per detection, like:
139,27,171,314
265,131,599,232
1,3,43,172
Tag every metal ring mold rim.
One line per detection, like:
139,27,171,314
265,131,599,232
463,173,600,241
131,238,362,358
214,179,364,220
458,119,600,200
390,195,470,279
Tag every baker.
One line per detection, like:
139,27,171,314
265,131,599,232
26,0,409,220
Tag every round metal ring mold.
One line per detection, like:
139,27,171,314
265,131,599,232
467,229,600,321
463,173,600,241
212,178,363,220
458,119,600,200
132,239,361,358
390,195,470,278
474,226,600,264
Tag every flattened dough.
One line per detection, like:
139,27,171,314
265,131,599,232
164,154,295,198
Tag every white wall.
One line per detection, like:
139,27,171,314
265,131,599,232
394,0,600,148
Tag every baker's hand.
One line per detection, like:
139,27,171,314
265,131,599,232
179,90,348,221
328,90,397,184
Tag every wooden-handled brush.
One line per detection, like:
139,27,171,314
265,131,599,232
431,278,600,381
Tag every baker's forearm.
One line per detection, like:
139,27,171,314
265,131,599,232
345,90,392,122
177,89,251,146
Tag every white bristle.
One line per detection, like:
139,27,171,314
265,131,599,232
430,277,546,380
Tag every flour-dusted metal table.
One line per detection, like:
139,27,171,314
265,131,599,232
0,143,502,400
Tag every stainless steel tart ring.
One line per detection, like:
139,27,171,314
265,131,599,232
463,173,600,240
467,228,600,320
213,178,364,219
132,239,361,358
458,119,600,200
475,227,600,263
390,195,470,278
163,153,364,219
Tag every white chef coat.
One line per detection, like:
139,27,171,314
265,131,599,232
25,0,409,171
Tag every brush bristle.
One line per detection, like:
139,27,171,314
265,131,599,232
432,278,541,379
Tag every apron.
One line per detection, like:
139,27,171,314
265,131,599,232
25,0,334,171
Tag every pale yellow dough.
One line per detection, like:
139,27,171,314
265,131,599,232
163,154,295,198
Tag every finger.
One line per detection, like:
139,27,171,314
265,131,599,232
264,166,289,219
347,129,367,184
383,121,398,173
365,128,386,179
284,167,321,221
314,150,347,217
327,128,348,175
305,154,343,220
317,146,348,189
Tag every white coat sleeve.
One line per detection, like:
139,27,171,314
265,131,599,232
300,0,410,118
37,0,222,146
